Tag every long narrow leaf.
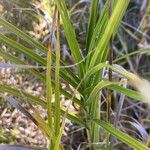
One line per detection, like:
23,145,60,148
89,1,129,68
0,50,82,106
7,97,52,139
0,17,47,53
109,84,143,100
7,97,64,150
0,84,46,106
94,119,150,150
85,81,113,105
46,44,53,129
113,48,150,63
85,0,99,53
85,63,140,83
54,12,61,136
0,34,46,65
85,0,111,71
0,84,84,126
0,48,82,94
54,111,66,150
55,0,84,77
0,17,80,84
0,50,45,81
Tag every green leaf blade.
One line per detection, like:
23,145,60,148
94,119,150,150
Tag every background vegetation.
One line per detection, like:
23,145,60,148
0,0,150,150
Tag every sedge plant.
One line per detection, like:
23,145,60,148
0,0,150,150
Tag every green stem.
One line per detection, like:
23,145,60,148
54,10,61,136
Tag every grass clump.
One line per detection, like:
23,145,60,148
0,0,150,150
